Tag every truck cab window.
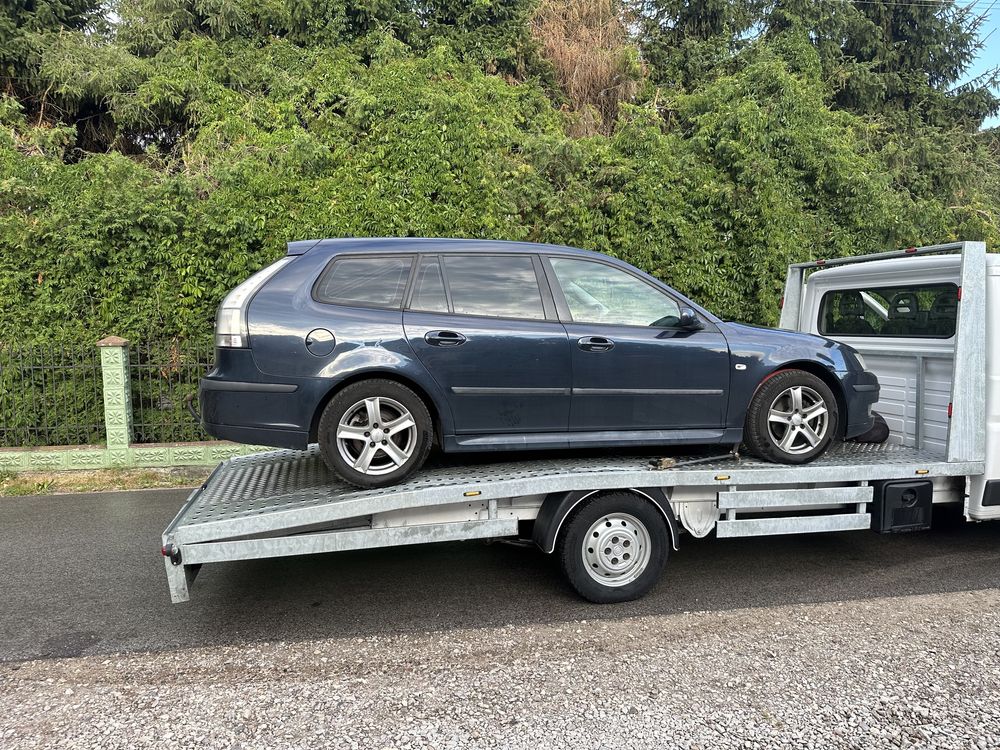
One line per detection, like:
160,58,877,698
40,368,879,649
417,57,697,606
819,284,958,338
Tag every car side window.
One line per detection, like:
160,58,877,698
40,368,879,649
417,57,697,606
442,255,546,320
409,256,449,313
819,284,958,338
549,257,681,327
315,256,413,309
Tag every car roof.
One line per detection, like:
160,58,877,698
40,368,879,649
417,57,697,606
288,237,611,260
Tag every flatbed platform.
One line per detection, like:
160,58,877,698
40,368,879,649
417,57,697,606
161,442,982,603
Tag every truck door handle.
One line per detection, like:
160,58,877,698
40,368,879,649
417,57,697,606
425,330,467,347
577,336,615,352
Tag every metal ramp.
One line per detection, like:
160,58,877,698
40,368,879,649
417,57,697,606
162,442,982,602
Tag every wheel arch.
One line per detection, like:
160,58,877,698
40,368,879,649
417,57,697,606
309,371,447,445
533,487,679,554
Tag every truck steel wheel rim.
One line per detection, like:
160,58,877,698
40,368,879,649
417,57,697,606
766,385,829,455
582,513,652,587
336,397,417,476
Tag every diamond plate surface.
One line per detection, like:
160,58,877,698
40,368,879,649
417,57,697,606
170,442,980,542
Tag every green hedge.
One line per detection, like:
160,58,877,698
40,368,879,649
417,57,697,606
1,40,996,349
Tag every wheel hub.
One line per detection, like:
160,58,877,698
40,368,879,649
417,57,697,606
582,513,652,588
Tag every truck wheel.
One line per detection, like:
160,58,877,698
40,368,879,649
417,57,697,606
557,491,669,603
744,369,838,464
318,379,433,488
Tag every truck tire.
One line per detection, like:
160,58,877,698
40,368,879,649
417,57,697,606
557,491,669,603
744,369,838,464
318,379,433,488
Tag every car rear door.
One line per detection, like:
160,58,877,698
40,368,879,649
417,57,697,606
544,255,730,431
403,253,572,436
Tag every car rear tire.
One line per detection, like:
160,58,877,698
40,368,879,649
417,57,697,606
318,379,433,488
743,369,838,464
557,491,669,604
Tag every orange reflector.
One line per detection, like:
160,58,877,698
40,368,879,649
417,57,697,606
916,469,929,475
464,490,481,497
715,475,731,481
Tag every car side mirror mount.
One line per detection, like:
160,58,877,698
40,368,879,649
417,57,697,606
678,307,704,330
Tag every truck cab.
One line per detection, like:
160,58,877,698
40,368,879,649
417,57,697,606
786,246,999,520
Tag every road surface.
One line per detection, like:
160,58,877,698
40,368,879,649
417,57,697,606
2,488,999,662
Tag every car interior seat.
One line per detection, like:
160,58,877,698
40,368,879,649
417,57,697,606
928,289,958,337
880,292,920,336
832,291,875,335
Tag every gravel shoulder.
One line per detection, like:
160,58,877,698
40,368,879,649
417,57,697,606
4,588,999,750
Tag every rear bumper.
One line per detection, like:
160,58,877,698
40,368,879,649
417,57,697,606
199,348,319,450
842,370,881,438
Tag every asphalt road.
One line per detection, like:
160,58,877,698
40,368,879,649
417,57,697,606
2,488,1000,663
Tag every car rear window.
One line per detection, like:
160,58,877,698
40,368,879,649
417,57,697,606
442,255,545,320
818,284,958,338
314,256,413,309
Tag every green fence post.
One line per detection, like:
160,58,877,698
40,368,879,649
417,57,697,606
97,336,133,466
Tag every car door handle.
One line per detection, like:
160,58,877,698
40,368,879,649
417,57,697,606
425,330,467,347
577,336,615,352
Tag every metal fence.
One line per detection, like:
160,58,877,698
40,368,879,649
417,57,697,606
0,344,106,448
129,338,214,444
0,339,216,448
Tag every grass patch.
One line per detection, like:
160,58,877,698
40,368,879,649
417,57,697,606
0,466,212,496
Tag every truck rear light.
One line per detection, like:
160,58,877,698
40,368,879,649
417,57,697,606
947,402,953,418
215,258,292,348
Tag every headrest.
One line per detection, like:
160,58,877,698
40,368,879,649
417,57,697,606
838,292,865,317
929,289,958,319
888,292,919,320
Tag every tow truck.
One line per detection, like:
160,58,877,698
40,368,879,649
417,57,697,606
161,241,993,604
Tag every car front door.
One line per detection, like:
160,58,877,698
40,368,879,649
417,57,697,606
545,255,730,431
403,253,572,436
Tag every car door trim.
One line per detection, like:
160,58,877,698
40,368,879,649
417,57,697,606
451,386,572,395
571,387,725,396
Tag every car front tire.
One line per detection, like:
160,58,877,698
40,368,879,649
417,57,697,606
318,379,434,488
743,369,839,464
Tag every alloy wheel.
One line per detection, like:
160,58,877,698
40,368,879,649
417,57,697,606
766,384,830,455
336,397,418,476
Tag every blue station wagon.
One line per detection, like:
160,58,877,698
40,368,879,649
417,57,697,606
200,239,880,487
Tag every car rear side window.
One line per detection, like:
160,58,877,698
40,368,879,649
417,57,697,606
818,284,958,338
315,256,413,309
409,256,449,313
442,255,545,320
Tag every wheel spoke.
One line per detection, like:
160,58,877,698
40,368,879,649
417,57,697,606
768,409,793,425
778,426,799,451
790,386,803,412
364,397,381,427
353,442,378,471
384,414,415,436
802,403,827,422
379,439,410,466
800,423,822,447
337,424,369,441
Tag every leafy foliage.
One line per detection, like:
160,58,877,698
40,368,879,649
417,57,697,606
0,0,998,351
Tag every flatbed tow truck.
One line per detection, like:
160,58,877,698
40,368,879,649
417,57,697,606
162,241,994,604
